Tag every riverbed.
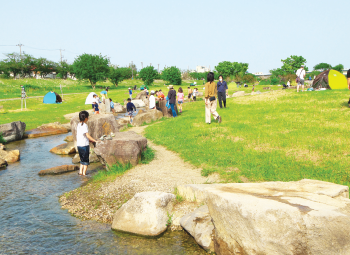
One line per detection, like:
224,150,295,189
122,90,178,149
0,133,206,254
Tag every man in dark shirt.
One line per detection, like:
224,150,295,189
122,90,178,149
217,75,228,108
167,85,177,117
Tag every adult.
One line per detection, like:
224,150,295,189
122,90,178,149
205,72,222,124
167,85,177,117
128,88,132,99
187,87,193,102
217,75,228,108
296,65,306,92
347,69,350,107
149,90,156,110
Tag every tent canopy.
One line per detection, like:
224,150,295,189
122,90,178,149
43,92,62,104
312,70,347,90
85,92,97,105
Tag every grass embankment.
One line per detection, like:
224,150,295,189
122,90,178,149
145,89,350,187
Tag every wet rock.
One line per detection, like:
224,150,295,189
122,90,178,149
131,99,146,108
50,142,76,155
180,205,215,252
112,191,175,236
39,165,79,175
26,122,68,138
232,91,245,97
94,131,147,166
132,110,163,127
64,135,74,142
0,149,20,163
0,121,26,142
177,180,350,255
72,153,80,164
0,158,8,169
71,114,120,148
157,100,178,118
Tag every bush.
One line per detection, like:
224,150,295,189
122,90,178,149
109,67,132,86
0,132,6,144
138,66,158,86
162,66,182,85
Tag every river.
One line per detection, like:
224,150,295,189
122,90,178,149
0,133,206,254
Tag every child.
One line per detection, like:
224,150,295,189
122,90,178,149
93,95,100,114
92,94,98,114
77,111,98,176
128,88,133,99
187,87,193,102
126,98,136,123
193,88,198,101
158,89,165,100
177,87,184,113
252,84,255,92
109,98,115,113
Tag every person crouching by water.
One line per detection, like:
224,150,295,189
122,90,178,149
126,98,136,123
149,90,156,110
167,85,177,117
205,72,222,124
77,111,98,176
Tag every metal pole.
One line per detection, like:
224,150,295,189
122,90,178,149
16,43,23,56
141,62,143,69
158,64,159,73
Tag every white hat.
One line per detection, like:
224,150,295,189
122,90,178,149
128,88,131,89
151,90,155,94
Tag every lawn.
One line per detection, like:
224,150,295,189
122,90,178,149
144,89,350,187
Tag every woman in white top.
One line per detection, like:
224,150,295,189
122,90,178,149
77,111,98,176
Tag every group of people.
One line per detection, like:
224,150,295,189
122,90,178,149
91,93,117,114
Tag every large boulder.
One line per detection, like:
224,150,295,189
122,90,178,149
94,131,147,166
131,99,146,108
50,142,76,155
0,149,20,163
114,103,126,113
180,205,215,252
177,180,350,255
112,191,175,236
38,165,79,175
157,100,178,118
71,114,120,148
0,158,8,169
0,121,26,142
64,135,74,142
72,152,99,164
232,91,245,97
132,109,163,127
25,122,68,138
135,90,148,100
197,92,203,97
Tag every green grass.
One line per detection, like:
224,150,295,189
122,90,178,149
145,89,350,187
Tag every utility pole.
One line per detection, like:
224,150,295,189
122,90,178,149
131,61,133,80
150,63,152,67
141,62,143,69
16,43,24,56
158,64,159,73
59,49,65,63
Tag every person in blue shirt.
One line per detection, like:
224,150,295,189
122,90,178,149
128,88,132,99
217,75,228,108
109,98,115,113
126,98,136,123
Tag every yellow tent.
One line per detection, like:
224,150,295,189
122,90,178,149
312,70,348,90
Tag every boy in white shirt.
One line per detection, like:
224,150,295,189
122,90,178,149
296,65,306,92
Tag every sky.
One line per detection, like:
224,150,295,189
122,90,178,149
1,0,349,74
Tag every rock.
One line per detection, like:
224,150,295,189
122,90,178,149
232,91,245,97
131,99,146,108
64,109,94,120
135,91,148,100
197,92,203,97
0,121,26,142
114,103,126,113
94,131,147,166
61,123,71,132
64,135,74,142
177,180,350,255
0,143,5,150
26,122,68,138
72,152,100,164
137,109,145,114
38,165,79,175
112,191,175,236
71,114,120,149
132,110,163,127
251,91,256,95
50,142,76,155
180,205,215,252
157,100,178,118
0,149,20,163
0,158,8,169
72,153,80,164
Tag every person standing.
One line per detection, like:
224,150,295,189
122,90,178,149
177,87,184,113
205,72,222,124
347,69,350,107
287,79,291,87
192,88,198,101
296,65,306,92
187,87,193,102
126,98,136,123
149,90,156,110
167,85,177,117
128,88,133,99
217,75,228,108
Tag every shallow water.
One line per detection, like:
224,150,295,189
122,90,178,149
0,134,206,254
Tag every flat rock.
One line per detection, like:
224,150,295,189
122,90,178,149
0,158,8,169
132,109,163,127
94,131,147,166
232,91,245,97
112,191,175,236
131,99,146,108
180,205,215,252
157,100,178,118
26,122,68,138
50,142,76,155
38,165,79,175
177,180,350,255
64,135,74,142
0,121,26,142
0,149,20,163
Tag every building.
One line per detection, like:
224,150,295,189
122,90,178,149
196,66,210,73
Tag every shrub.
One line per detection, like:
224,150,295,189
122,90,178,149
162,66,182,85
138,66,158,86
0,132,6,144
109,67,132,87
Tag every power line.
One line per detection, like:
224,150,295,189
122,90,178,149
0,45,16,47
24,45,60,51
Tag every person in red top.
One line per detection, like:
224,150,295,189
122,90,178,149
158,90,165,100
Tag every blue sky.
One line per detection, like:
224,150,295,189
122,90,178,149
1,0,349,73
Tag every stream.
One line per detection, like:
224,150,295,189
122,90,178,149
0,133,206,254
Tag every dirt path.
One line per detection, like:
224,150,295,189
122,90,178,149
60,125,218,223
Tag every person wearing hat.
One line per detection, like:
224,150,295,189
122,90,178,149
296,65,306,92
149,90,156,110
167,85,177,117
128,88,133,99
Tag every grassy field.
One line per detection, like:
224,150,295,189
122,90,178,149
0,77,282,130
144,89,350,187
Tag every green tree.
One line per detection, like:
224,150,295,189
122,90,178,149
2,53,23,79
332,64,344,73
21,54,36,77
313,63,332,71
215,61,249,79
34,57,57,78
73,53,109,89
270,55,308,78
56,61,72,79
162,66,182,85
109,67,132,86
138,66,158,86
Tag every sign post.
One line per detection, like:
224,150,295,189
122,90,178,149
21,86,27,111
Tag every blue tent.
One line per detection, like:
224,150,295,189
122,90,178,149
43,92,62,104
